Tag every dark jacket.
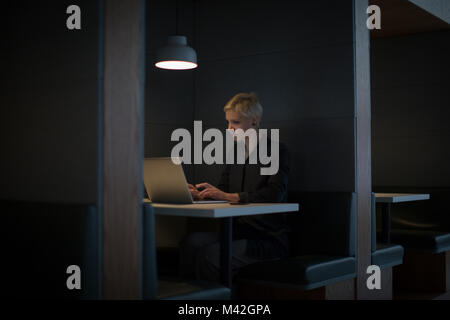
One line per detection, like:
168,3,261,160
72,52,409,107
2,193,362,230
217,140,291,259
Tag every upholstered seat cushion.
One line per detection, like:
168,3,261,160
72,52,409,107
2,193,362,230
237,255,356,290
390,229,450,254
371,243,404,269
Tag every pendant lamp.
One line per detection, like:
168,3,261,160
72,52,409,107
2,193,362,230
155,1,198,70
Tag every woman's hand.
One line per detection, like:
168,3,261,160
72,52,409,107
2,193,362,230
188,183,201,200
195,183,239,202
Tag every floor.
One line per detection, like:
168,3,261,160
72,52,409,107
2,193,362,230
394,290,450,300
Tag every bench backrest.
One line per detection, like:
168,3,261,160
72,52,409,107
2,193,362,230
143,204,158,299
287,191,356,257
0,200,99,299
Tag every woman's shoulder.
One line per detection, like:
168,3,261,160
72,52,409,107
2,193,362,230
264,139,290,167
266,138,289,153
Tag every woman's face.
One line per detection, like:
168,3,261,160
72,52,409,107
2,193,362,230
225,110,256,132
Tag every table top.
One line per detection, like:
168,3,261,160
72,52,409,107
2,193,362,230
375,193,430,203
144,202,299,218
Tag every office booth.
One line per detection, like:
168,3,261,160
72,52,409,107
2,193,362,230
1,0,449,300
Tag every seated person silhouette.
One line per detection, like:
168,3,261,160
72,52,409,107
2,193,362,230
179,92,290,283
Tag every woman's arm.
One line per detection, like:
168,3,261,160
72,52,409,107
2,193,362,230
196,143,290,203
194,165,239,202
238,143,290,203
195,182,240,202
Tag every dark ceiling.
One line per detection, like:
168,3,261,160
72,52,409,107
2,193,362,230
370,0,450,38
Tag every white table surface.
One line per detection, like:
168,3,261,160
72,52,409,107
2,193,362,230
375,193,430,203
144,201,299,218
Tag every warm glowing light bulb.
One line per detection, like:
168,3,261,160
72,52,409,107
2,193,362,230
155,60,198,70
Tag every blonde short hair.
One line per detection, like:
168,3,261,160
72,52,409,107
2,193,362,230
223,92,263,126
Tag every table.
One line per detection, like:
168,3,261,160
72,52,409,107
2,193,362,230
375,193,430,243
148,202,299,288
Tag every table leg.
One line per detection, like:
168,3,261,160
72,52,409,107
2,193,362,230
381,203,391,244
220,217,232,288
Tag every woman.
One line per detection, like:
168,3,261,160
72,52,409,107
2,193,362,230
179,92,290,283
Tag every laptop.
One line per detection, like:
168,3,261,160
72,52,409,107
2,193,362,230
143,157,228,204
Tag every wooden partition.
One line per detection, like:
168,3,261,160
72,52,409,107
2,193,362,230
353,0,375,299
101,0,146,299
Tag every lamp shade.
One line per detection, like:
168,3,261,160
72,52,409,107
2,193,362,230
155,35,197,70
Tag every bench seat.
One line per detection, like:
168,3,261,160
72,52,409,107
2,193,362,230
371,243,404,269
238,255,356,290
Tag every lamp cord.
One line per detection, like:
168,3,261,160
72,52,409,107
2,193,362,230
175,0,179,35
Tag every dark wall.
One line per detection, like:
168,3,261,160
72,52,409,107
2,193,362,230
146,0,197,246
146,0,357,193
145,0,195,184
145,0,358,244
193,0,356,192
371,30,450,188
1,1,101,298
1,1,100,204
